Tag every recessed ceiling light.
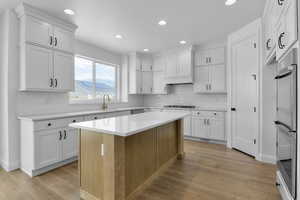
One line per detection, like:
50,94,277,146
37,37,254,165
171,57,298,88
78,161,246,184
143,49,149,52
158,20,167,26
225,0,237,6
64,9,75,15
180,40,187,44
115,34,123,39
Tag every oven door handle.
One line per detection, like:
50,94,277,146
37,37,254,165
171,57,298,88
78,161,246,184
275,71,293,79
274,121,296,134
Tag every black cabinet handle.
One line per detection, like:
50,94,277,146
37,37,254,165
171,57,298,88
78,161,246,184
50,36,53,45
49,78,53,87
48,123,52,127
72,120,76,123
277,0,284,6
278,32,285,49
59,131,62,140
54,78,58,88
266,39,271,50
64,130,67,140
231,108,236,111
54,37,58,46
94,117,98,119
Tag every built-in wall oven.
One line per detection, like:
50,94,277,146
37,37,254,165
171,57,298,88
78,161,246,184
275,49,297,199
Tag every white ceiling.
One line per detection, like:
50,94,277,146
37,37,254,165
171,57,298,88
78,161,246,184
1,0,266,54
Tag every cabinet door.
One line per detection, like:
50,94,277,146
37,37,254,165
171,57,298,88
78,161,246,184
153,55,165,71
24,44,53,91
184,115,192,136
153,71,167,94
165,52,178,78
178,48,192,77
209,64,226,93
53,26,74,53
194,50,208,66
276,0,297,60
193,66,209,93
141,56,153,71
209,48,225,65
192,117,209,138
208,118,225,141
142,71,153,94
35,130,61,169
136,70,143,94
53,51,74,91
25,16,53,48
62,128,78,160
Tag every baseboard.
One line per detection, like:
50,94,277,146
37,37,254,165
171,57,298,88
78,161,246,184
0,159,20,172
184,136,226,145
259,153,276,164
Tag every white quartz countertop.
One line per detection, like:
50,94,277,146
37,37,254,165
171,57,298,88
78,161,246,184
18,107,148,121
69,111,190,137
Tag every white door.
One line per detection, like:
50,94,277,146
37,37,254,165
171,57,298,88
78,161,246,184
25,16,53,48
231,33,259,156
62,128,78,160
193,66,209,93
209,118,225,141
53,26,74,53
35,130,61,169
142,71,153,94
210,64,226,93
53,51,74,91
192,117,209,138
25,44,53,91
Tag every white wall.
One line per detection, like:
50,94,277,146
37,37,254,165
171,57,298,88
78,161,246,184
0,9,143,171
143,84,227,108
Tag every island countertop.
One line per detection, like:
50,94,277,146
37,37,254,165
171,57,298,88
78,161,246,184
69,111,189,137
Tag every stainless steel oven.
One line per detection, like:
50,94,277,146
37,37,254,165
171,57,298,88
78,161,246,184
275,49,297,199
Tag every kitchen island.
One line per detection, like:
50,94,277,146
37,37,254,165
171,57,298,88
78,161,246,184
70,111,189,200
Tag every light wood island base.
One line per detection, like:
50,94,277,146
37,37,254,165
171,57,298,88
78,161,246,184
79,120,184,200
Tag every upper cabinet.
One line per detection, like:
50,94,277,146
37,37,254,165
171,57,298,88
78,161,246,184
194,47,226,94
164,46,194,84
263,0,298,63
16,3,77,92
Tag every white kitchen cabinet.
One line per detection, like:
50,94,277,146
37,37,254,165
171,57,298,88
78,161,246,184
209,118,225,141
153,55,165,71
141,55,153,71
184,115,192,136
53,26,75,53
23,44,53,91
191,111,225,141
53,51,74,91
24,15,53,48
275,0,297,60
152,71,168,94
195,47,225,66
35,130,61,169
192,117,208,138
62,128,78,160
194,64,226,93
142,71,153,94
16,3,77,92
164,46,194,84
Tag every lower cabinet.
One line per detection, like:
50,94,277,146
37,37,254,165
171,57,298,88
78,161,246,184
191,111,225,141
62,128,78,160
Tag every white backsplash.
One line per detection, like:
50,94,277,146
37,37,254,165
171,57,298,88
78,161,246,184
143,84,227,107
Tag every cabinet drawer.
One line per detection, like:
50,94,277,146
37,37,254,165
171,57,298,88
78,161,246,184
35,116,84,131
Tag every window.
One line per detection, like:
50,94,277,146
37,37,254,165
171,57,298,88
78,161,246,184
70,56,120,103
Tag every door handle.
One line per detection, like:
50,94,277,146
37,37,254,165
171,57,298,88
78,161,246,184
49,78,53,87
50,36,53,46
54,78,58,88
231,108,236,111
277,0,284,6
59,131,62,140
54,37,58,46
278,32,285,49
266,39,271,50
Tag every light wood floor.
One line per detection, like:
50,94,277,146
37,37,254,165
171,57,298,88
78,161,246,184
0,140,281,200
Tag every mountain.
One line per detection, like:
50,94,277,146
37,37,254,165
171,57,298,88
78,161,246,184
72,80,115,97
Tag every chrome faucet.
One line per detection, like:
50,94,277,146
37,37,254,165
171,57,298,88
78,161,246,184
102,94,111,110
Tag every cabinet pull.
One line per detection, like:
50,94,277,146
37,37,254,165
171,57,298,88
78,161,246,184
54,78,58,88
48,123,52,127
59,131,62,140
209,84,212,90
277,0,284,6
49,78,53,87
209,57,212,63
266,39,271,50
100,144,104,156
204,119,207,125
207,119,210,125
278,32,285,49
54,37,58,46
64,130,67,140
50,36,53,46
